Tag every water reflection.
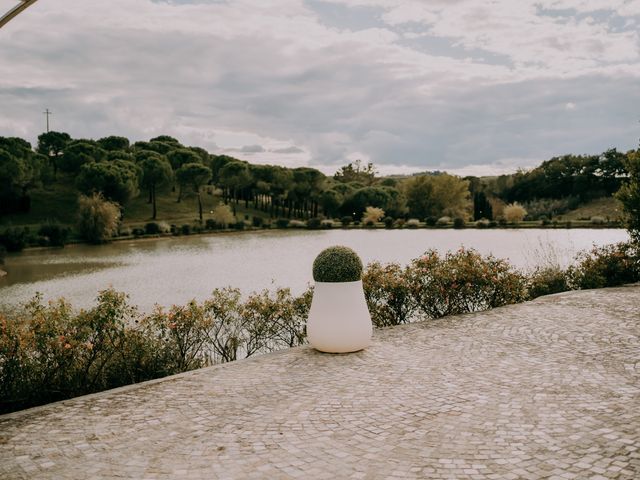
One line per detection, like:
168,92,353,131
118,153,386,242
0,229,629,312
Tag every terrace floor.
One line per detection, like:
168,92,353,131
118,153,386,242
1,284,639,479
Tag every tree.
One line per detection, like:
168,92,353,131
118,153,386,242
97,136,130,151
473,191,493,220
37,131,70,176
342,186,391,219
140,154,173,219
176,163,212,222
616,150,640,242
404,174,470,219
76,160,140,205
59,141,106,174
77,193,120,244
0,140,46,214
334,160,377,185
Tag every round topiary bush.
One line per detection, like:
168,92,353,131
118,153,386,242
312,246,363,282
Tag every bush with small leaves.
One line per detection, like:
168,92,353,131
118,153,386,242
425,216,437,226
180,224,191,235
568,242,639,290
590,216,605,225
37,222,70,247
341,216,352,226
306,217,322,229
407,248,527,319
405,218,420,229
453,217,466,229
503,202,527,223
252,216,264,228
205,218,217,230
276,218,290,228
527,266,570,299
76,193,120,244
436,216,451,226
145,222,161,235
132,227,145,237
383,217,394,228
312,246,363,282
363,262,416,327
321,219,334,229
233,221,245,230
0,227,28,252
289,220,305,228
476,219,490,229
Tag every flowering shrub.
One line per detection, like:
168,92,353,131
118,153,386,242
407,248,527,318
363,262,416,327
568,242,639,289
527,266,570,299
0,286,312,414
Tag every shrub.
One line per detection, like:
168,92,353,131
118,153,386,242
365,220,375,227
407,248,527,319
476,219,490,229
180,224,191,235
205,218,217,230
132,227,145,237
362,206,385,225
503,202,527,223
568,242,639,290
340,216,352,226
321,219,334,229
212,204,235,228
453,217,466,229
383,217,394,228
0,227,29,252
425,216,437,226
76,193,120,244
436,216,451,226
145,222,161,235
252,216,264,228
312,246,363,282
38,222,70,247
276,218,290,228
527,266,570,299
393,218,405,228
497,217,507,226
590,216,605,225
289,220,305,228
306,217,322,230
405,218,420,229
118,226,132,237
363,262,416,328
233,221,245,230
488,220,498,228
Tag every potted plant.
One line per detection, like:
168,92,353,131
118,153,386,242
306,246,373,353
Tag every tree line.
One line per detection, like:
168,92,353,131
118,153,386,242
1,132,638,226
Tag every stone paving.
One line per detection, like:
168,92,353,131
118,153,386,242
1,285,639,480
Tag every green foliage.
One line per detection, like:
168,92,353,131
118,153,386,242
76,160,140,204
76,193,121,244
306,217,322,229
341,216,352,226
276,218,290,228
404,174,470,219
212,204,235,228
363,262,416,327
312,246,363,282
97,136,130,151
453,217,466,229
616,151,640,242
527,266,570,299
0,227,29,252
568,242,639,289
59,140,106,174
407,248,527,319
38,221,70,247
383,216,394,228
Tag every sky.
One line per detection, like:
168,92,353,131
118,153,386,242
0,0,639,176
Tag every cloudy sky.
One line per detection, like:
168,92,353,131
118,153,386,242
1,0,639,176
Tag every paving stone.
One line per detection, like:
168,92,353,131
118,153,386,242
0,284,639,479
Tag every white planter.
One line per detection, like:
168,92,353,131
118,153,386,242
307,280,373,353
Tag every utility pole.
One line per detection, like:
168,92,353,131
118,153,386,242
43,108,52,132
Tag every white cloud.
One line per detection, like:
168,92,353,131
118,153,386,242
0,0,638,176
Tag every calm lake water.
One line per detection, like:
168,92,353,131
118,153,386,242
0,229,629,311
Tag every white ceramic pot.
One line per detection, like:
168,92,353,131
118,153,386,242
306,280,373,353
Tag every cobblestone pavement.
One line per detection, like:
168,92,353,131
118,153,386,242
1,285,639,480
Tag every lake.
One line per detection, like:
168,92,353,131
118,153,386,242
0,228,629,311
